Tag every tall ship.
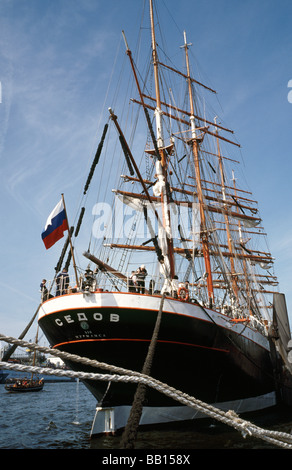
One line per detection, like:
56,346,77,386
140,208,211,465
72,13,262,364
38,0,292,436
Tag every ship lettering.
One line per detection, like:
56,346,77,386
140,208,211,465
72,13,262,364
54,312,120,326
110,314,119,322
75,333,106,339
93,312,102,321
77,312,88,321
64,314,74,323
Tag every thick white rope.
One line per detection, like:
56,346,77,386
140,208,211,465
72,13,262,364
1,333,292,448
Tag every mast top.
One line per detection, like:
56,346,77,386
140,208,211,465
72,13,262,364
181,30,192,49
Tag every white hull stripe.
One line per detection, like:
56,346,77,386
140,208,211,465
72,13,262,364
90,392,277,436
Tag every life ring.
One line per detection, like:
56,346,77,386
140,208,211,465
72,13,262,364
178,287,189,301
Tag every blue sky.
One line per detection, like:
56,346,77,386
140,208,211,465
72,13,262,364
0,0,292,345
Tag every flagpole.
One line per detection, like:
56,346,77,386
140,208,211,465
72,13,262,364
61,193,79,287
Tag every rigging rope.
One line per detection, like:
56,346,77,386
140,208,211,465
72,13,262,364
1,333,292,448
120,293,165,449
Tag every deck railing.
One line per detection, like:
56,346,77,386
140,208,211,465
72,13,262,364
40,272,191,302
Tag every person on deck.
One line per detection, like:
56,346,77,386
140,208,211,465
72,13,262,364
40,279,49,301
128,271,138,293
135,265,148,294
56,268,70,296
82,267,97,292
171,275,179,298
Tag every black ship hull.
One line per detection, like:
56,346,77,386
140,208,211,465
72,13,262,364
39,291,275,411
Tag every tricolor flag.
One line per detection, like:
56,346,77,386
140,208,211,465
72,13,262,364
41,199,69,249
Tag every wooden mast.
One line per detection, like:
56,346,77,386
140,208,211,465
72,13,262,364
149,0,175,280
183,31,214,307
215,118,239,300
232,170,253,313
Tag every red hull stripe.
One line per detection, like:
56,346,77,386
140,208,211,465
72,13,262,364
53,337,230,354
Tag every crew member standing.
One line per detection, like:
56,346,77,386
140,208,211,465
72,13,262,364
136,265,148,294
40,279,49,301
128,271,138,292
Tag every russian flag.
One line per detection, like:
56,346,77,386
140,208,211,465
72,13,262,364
41,199,69,249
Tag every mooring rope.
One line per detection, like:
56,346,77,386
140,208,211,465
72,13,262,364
120,293,166,449
1,333,292,448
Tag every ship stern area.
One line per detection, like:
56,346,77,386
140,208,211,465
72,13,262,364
38,290,276,435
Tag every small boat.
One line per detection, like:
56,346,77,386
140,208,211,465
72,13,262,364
4,326,44,393
5,377,44,393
